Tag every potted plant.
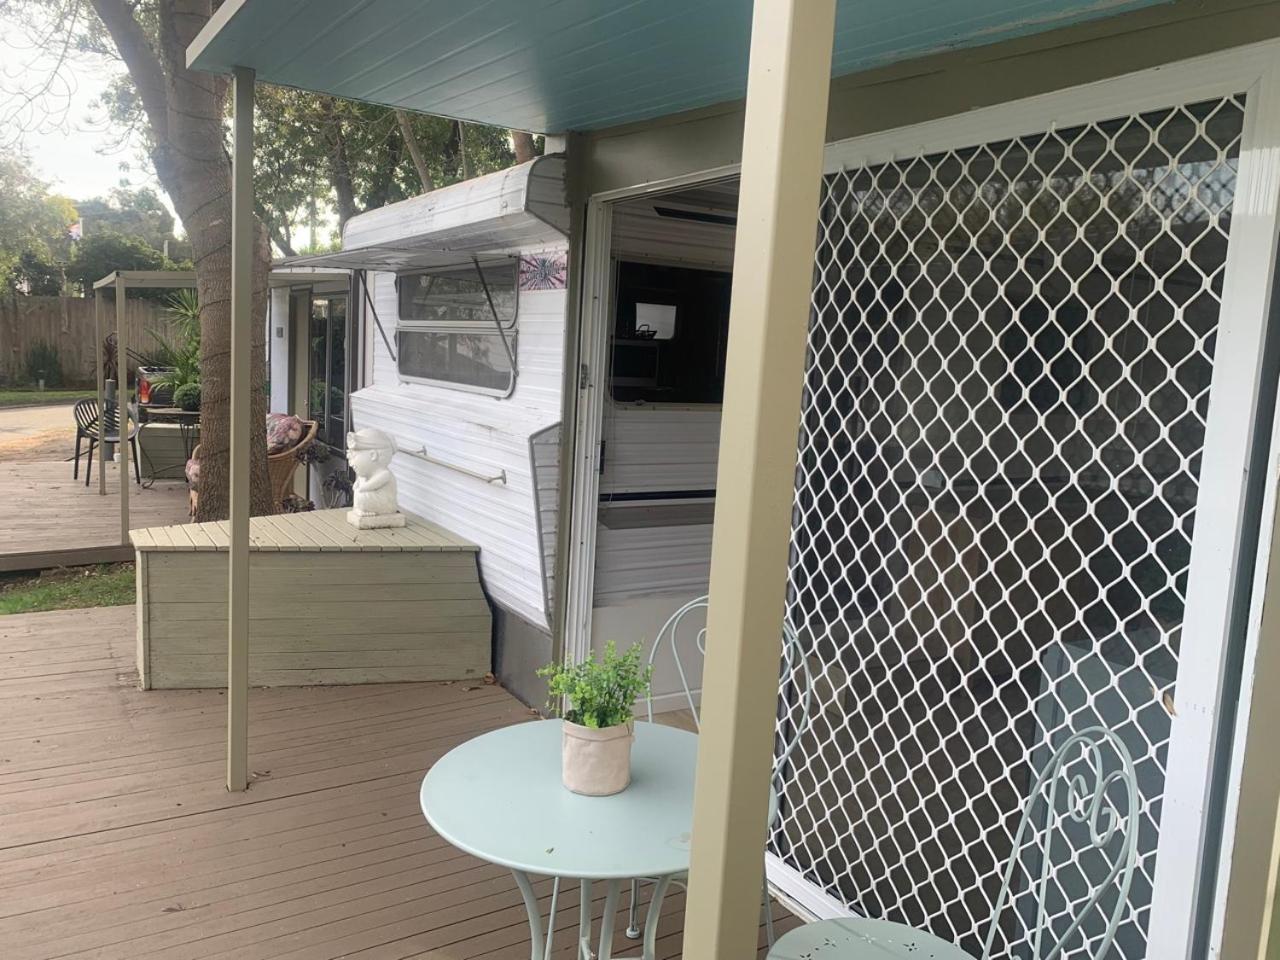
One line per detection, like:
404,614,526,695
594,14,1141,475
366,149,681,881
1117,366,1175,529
538,640,653,796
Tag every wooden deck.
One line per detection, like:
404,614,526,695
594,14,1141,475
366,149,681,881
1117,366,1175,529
0,606,796,958
0,460,189,573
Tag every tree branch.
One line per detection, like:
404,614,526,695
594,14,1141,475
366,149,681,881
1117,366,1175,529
88,0,170,142
395,109,434,193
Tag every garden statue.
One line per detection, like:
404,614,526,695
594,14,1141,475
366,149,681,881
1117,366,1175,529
346,428,406,528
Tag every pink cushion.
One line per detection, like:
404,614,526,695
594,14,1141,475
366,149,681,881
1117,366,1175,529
185,457,200,487
266,413,304,455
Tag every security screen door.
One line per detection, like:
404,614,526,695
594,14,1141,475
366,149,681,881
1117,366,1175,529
771,78,1273,960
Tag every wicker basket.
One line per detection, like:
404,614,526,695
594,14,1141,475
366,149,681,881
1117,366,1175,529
188,419,318,515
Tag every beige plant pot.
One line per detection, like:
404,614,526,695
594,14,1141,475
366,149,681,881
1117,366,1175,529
561,720,634,796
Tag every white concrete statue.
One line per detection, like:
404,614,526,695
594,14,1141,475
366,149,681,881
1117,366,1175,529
346,428,406,529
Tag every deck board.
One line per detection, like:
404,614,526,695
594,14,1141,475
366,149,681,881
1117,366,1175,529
0,460,189,572
0,607,797,957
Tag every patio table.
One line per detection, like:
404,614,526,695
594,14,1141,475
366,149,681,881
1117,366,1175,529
419,719,698,960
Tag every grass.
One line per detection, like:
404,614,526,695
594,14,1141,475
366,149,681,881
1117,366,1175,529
0,388,91,408
0,564,135,615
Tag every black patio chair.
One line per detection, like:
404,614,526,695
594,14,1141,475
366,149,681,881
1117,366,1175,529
74,398,140,486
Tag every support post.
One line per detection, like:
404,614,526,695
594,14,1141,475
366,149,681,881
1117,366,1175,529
227,65,255,793
116,274,129,541
681,1,835,956
94,289,105,495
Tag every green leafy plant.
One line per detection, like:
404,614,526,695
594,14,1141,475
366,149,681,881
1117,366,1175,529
24,341,64,387
538,640,653,729
134,290,202,392
173,382,201,411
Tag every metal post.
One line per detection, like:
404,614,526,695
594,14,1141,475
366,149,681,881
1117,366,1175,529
116,275,129,542
681,1,835,957
227,65,255,793
94,289,105,495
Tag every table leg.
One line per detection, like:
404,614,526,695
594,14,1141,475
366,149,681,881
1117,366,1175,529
642,876,672,960
511,870,546,960
597,879,621,960
578,878,593,959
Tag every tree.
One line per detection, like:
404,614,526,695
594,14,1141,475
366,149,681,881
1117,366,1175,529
0,148,76,293
74,185,187,258
67,231,167,294
4,0,275,521
252,88,522,247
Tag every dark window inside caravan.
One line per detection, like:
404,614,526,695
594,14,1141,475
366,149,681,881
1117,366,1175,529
610,261,732,404
308,294,347,447
396,261,518,394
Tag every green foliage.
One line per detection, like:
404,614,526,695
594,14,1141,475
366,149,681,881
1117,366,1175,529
67,232,167,296
23,341,64,387
13,249,64,295
164,289,201,345
0,388,85,407
538,641,653,730
173,382,201,411
134,290,202,392
73,187,186,259
0,149,76,293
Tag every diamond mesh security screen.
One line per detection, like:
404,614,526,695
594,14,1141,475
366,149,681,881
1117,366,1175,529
772,95,1245,959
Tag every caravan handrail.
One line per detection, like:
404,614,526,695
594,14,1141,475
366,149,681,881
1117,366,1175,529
396,442,507,485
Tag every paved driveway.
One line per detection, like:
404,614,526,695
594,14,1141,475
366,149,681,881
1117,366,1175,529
0,403,75,462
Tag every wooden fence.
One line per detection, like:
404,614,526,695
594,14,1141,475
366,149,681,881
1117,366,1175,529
0,296,171,386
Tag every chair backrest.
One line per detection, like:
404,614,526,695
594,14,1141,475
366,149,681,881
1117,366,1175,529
644,595,813,786
73,398,98,433
982,726,1140,960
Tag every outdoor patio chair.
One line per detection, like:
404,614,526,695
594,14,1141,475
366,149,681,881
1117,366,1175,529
626,594,814,947
73,397,141,487
186,416,318,516
765,726,1139,960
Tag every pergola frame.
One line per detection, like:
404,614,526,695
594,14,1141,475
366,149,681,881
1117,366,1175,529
90,270,199,542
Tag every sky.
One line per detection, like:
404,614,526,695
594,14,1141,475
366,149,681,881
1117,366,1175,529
0,11,162,204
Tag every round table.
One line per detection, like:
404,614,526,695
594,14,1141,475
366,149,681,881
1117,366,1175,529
420,719,698,960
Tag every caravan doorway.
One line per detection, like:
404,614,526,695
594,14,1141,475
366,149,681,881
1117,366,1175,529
569,44,1280,960
586,179,740,715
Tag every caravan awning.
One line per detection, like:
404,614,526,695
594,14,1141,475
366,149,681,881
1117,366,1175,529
283,155,567,274
187,0,1166,133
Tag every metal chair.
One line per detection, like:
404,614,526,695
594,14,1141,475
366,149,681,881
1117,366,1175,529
73,397,140,487
625,594,814,947
766,726,1140,960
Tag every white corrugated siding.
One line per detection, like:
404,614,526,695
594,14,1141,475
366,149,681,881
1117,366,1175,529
352,269,566,630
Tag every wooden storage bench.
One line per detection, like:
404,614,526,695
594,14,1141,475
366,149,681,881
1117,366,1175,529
130,509,491,689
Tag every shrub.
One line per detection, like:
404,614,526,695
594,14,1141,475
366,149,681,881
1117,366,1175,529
538,640,653,729
173,382,201,411
24,341,64,387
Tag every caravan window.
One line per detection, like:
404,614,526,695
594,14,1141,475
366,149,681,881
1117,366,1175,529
396,261,518,394
610,261,732,404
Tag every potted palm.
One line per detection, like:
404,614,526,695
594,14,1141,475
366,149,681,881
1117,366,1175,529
538,641,653,796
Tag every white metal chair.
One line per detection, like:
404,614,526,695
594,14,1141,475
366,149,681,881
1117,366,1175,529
766,726,1140,960
625,594,814,947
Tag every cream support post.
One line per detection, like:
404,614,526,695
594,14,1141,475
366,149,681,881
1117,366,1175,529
116,274,128,541
681,0,835,956
94,289,105,496
227,65,254,793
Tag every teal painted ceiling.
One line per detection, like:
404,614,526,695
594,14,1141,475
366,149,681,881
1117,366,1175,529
189,0,1169,133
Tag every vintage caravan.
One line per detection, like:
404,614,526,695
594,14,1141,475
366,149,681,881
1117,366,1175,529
190,0,1280,956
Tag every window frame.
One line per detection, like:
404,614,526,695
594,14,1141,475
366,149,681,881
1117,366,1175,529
394,258,520,398
306,290,351,450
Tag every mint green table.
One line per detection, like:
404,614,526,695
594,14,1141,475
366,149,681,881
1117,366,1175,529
419,719,698,960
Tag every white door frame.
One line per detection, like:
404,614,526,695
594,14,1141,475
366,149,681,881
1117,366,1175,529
563,38,1280,960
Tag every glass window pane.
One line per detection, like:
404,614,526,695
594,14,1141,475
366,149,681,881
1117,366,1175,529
398,262,517,327
398,330,514,393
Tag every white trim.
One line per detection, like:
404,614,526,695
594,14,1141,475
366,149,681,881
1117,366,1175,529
764,852,852,923
563,198,613,665
1205,50,1280,960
